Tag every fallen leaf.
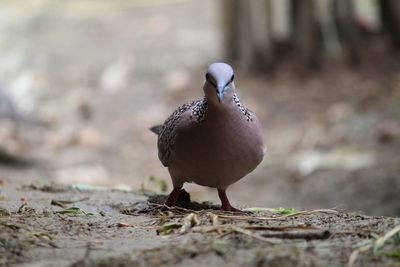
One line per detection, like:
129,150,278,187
55,207,94,215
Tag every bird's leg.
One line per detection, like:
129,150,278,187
164,186,182,207
218,189,242,212
140,186,182,214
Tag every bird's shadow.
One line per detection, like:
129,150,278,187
148,189,220,211
129,189,220,215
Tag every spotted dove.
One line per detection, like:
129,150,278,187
151,63,265,211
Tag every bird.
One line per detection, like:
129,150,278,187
151,62,265,212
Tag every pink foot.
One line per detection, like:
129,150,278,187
141,186,182,214
164,186,182,207
218,189,246,213
221,204,243,212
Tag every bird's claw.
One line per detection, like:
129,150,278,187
221,206,252,214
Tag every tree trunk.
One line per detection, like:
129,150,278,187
291,0,321,69
380,0,400,50
334,0,360,66
221,0,273,71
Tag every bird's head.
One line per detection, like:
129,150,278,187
203,62,235,105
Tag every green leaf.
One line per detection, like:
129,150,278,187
55,207,94,215
244,207,298,214
370,233,380,239
0,207,11,216
156,222,182,235
276,207,298,214
352,239,373,248
70,184,107,191
386,250,400,259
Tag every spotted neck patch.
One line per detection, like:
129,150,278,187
191,97,208,123
233,93,253,121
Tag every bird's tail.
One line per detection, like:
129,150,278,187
149,124,163,135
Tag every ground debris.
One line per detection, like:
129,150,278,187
22,183,66,193
244,207,299,214
156,222,183,235
146,189,220,211
216,208,339,222
55,206,94,215
261,229,331,240
133,198,345,245
50,197,89,208
1,189,399,266
0,207,10,216
349,224,400,266
180,213,200,234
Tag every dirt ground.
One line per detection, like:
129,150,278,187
0,1,400,266
1,184,400,267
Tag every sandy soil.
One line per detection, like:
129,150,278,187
1,184,400,267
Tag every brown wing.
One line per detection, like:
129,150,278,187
157,100,199,166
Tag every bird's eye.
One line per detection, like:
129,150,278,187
225,75,234,87
206,73,217,87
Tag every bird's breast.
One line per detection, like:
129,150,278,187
171,109,264,188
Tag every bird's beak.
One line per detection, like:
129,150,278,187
217,86,224,104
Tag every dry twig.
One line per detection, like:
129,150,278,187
349,224,400,266
51,197,90,208
217,209,338,221
232,227,281,244
261,230,330,240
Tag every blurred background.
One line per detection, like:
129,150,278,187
0,0,399,216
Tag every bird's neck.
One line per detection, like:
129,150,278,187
205,93,239,116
